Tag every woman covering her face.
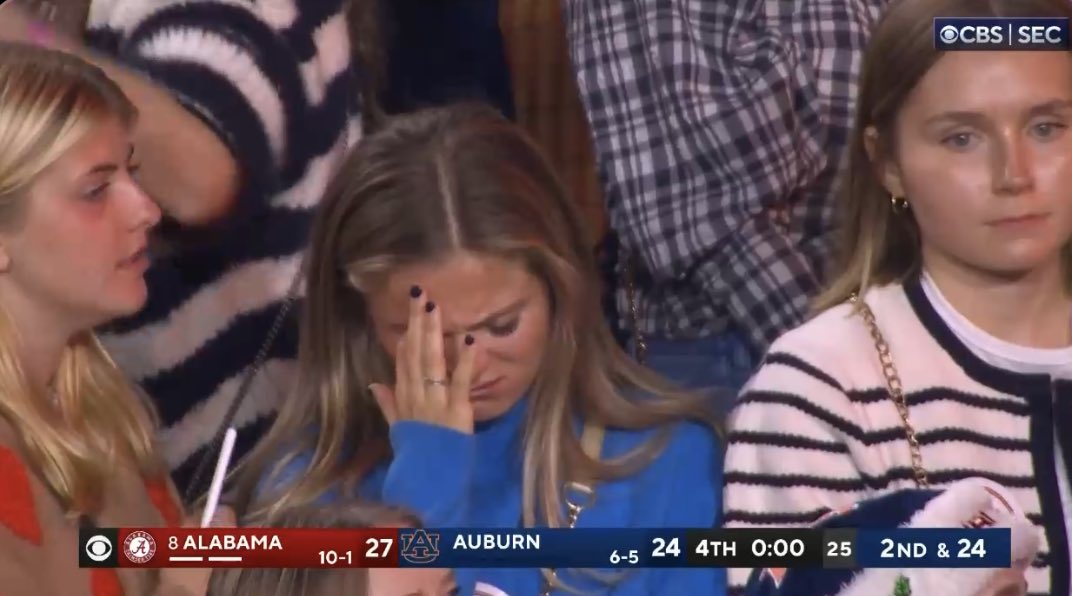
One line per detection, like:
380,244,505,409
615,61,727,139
0,43,211,595
724,0,1072,594
236,104,726,596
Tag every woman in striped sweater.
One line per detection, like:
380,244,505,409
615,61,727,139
723,0,1072,594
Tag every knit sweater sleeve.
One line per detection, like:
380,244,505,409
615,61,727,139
723,329,872,593
86,0,352,206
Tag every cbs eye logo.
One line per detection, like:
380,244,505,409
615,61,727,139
85,535,114,562
939,25,960,43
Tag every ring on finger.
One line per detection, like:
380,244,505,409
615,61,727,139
423,377,448,387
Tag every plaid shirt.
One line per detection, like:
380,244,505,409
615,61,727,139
564,0,885,354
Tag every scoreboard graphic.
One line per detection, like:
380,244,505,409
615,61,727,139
79,527,1011,570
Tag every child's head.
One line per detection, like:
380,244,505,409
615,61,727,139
209,502,457,596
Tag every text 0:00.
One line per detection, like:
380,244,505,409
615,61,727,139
752,538,806,558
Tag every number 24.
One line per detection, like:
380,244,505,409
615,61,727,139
652,537,681,557
958,538,986,558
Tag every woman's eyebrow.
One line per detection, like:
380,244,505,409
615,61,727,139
388,298,528,333
462,298,528,332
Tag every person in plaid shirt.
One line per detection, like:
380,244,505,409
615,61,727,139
563,0,886,406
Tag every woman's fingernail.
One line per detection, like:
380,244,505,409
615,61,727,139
409,285,422,298
425,301,436,313
464,334,475,346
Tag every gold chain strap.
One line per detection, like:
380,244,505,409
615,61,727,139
624,256,647,365
539,483,594,596
849,294,930,489
539,424,605,596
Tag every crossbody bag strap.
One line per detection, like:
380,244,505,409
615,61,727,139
183,259,306,504
540,421,606,596
562,421,605,526
849,293,930,489
579,421,606,463
623,255,647,365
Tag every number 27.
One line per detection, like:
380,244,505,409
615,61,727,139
366,538,393,557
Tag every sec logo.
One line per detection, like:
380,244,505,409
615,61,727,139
123,530,157,564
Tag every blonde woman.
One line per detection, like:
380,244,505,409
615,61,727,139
236,104,725,596
723,0,1072,594
0,42,211,595
0,0,357,500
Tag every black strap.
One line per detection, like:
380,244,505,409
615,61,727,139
182,261,305,505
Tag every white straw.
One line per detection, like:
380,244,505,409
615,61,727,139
200,427,238,527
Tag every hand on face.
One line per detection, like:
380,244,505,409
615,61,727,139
369,286,477,434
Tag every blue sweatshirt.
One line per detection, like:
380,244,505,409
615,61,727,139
268,398,726,595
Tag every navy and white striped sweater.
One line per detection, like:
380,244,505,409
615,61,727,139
87,0,358,496
724,277,1072,596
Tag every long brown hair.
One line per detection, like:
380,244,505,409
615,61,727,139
815,0,1072,311
236,103,718,539
0,42,163,514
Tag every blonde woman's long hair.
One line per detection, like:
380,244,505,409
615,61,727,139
815,0,1072,311
237,103,719,537
0,42,162,514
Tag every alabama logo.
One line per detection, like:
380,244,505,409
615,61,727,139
123,530,157,564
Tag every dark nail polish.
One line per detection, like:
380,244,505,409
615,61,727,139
464,334,475,346
409,286,421,298
425,301,436,313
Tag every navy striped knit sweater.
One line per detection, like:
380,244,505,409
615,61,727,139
87,0,357,497
724,277,1072,596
